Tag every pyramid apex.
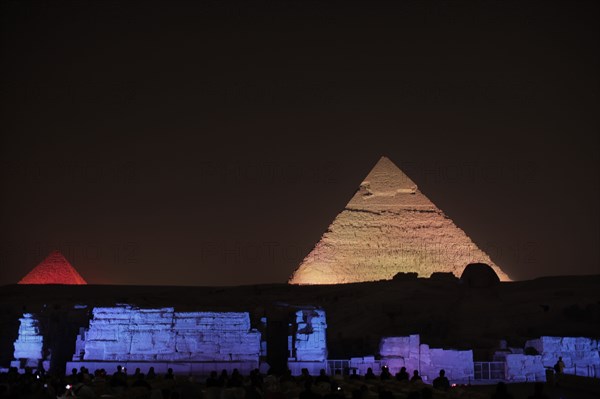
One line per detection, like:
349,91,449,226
18,250,87,285
358,156,418,197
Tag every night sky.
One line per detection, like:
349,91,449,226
1,1,598,286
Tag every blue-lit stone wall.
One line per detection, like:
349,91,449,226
74,306,260,363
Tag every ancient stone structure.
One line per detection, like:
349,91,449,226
289,156,510,284
504,354,546,382
18,250,86,285
11,314,49,371
494,336,600,382
287,309,328,374
349,335,474,383
526,336,600,376
8,305,600,382
378,335,474,383
67,305,261,375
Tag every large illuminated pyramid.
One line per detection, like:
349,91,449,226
289,156,510,284
19,250,87,285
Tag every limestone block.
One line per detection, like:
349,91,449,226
428,348,474,380
380,336,412,357
526,336,600,372
506,354,545,382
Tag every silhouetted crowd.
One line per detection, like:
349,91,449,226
0,365,553,399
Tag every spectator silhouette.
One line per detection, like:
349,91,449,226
298,368,314,386
364,368,376,380
421,387,433,399
527,382,549,399
395,367,409,382
324,383,343,399
218,369,228,386
131,372,151,390
245,382,263,399
410,370,422,383
110,365,127,388
491,381,514,399
553,356,565,374
377,386,393,399
229,368,243,387
380,366,391,380
147,366,156,380
250,368,264,389
299,381,321,399
432,369,449,391
315,369,330,384
165,367,175,380
349,369,360,380
205,371,220,388
351,385,369,399
280,368,295,383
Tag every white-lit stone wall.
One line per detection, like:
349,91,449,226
78,306,260,363
288,309,328,375
293,309,327,362
11,313,48,370
505,354,545,382
378,335,474,382
526,336,600,376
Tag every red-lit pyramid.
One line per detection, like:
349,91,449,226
18,250,87,285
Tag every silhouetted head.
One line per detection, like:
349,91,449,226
413,370,419,376
439,369,445,377
495,382,507,393
421,387,433,399
400,367,406,372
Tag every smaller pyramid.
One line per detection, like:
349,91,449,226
18,250,87,285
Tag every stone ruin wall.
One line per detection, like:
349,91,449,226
526,336,600,376
350,335,474,383
68,305,261,375
9,309,599,381
287,309,328,375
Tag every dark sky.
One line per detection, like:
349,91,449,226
1,1,598,286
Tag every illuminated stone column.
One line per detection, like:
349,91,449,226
288,309,328,375
11,313,45,369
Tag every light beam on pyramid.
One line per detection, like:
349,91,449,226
18,250,87,285
289,156,511,284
